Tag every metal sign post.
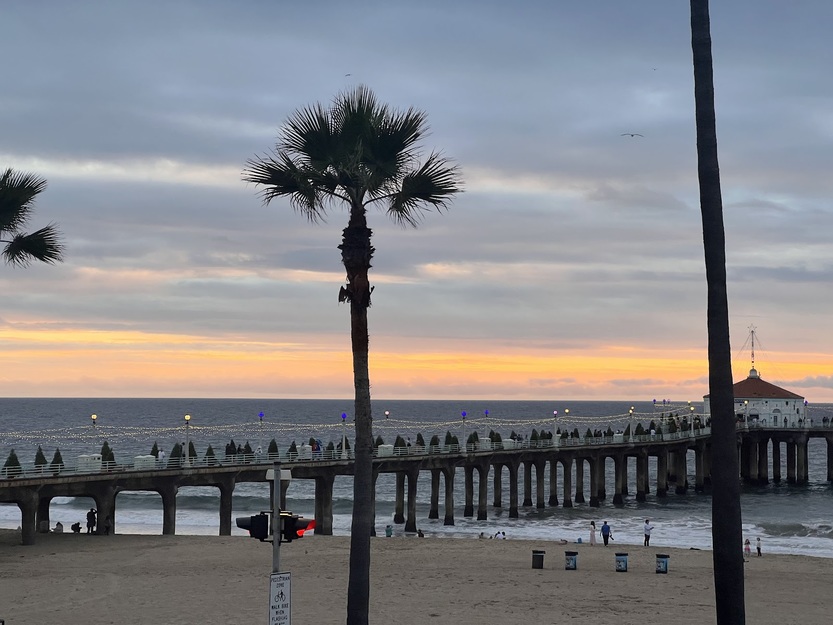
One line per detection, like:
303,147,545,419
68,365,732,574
268,461,291,624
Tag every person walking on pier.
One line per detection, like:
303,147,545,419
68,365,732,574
601,521,612,546
590,521,597,546
643,519,654,546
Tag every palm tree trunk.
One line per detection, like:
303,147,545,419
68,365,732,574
690,1,746,622
342,208,375,625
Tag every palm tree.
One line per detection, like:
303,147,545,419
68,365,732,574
0,168,64,266
690,2,746,622
243,86,461,625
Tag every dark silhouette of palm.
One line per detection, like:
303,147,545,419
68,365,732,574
243,86,461,625
690,1,746,622
0,168,63,267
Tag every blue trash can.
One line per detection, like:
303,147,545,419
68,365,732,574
615,552,628,572
656,553,670,574
565,551,578,570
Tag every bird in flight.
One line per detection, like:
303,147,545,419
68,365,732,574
345,73,352,76
621,133,644,138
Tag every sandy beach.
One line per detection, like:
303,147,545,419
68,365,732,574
0,529,829,624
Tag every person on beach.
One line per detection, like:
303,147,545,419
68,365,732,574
756,537,762,556
86,508,97,534
53,521,63,533
744,538,752,558
71,522,81,533
590,521,597,546
601,521,612,546
644,519,654,546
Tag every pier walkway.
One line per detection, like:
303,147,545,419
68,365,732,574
3,421,832,545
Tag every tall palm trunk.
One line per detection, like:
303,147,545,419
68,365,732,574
690,1,745,622
341,207,375,625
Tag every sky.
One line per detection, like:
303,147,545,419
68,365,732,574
1,0,831,401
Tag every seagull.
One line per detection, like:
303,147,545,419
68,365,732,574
621,133,644,138
345,73,352,76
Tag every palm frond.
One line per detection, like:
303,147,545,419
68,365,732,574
280,103,336,171
2,223,64,267
0,168,48,234
243,153,336,223
384,153,462,227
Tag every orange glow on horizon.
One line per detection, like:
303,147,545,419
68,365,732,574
0,327,830,401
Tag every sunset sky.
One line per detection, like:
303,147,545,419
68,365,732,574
1,1,831,401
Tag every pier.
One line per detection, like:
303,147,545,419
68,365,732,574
3,421,832,545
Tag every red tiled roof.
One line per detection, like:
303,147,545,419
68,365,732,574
704,373,803,400
731,376,803,399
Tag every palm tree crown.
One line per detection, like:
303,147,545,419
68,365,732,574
0,168,64,266
243,85,461,226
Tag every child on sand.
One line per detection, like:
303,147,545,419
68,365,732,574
744,538,751,557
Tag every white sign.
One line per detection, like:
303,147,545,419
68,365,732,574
269,572,291,625
265,469,293,481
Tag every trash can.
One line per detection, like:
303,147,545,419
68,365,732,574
532,550,546,569
656,554,670,574
615,552,628,572
565,550,578,570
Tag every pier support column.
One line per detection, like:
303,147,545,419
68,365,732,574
786,442,796,484
522,462,533,507
370,468,379,537
535,461,545,509
667,450,677,484
597,456,607,501
314,473,335,535
746,438,759,484
477,465,489,520
588,456,600,507
613,455,625,505
493,464,503,507
443,467,456,526
772,441,782,483
757,438,769,485
19,489,38,546
675,448,688,494
574,459,585,504
827,439,833,482
636,452,648,501
548,459,559,507
464,465,475,517
36,496,52,533
218,477,234,536
405,467,420,532
508,461,520,518
703,444,712,487
96,486,117,537
656,450,668,498
429,469,441,519
797,441,809,485
159,484,178,535
621,455,629,497
695,444,705,493
561,457,573,508
740,440,750,482
394,472,406,524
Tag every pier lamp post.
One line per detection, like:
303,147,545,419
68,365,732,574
690,405,695,435
91,414,97,429
483,409,489,450
184,414,191,467
384,410,390,419
744,400,749,426
341,412,348,459
552,410,558,440
629,406,634,441
461,411,467,452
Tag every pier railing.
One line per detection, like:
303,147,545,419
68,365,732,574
3,420,830,481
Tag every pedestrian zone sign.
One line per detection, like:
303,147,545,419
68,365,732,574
270,571,291,625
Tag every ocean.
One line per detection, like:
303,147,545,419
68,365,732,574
2,398,833,557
